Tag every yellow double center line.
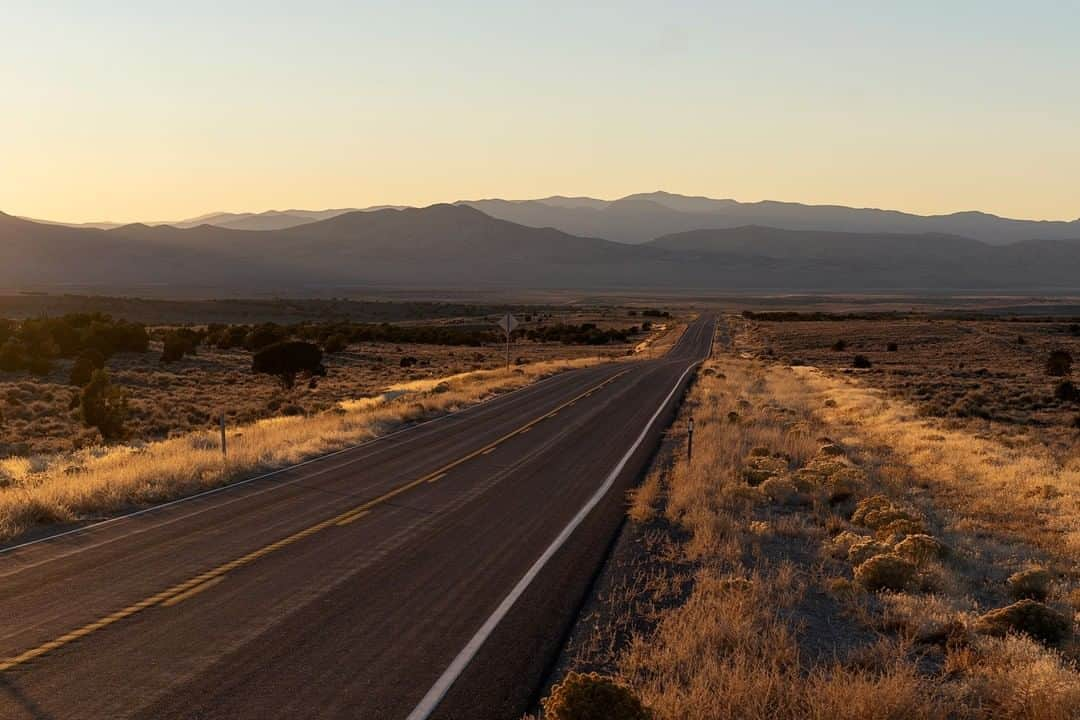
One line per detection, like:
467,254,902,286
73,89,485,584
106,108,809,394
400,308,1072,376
0,369,628,673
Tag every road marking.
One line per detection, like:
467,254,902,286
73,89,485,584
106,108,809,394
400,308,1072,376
0,369,629,673
480,448,496,456
161,576,226,608
405,341,709,720
335,510,370,526
426,473,447,485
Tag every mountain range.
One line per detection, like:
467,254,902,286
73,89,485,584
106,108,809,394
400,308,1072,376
2,202,1078,293
23,192,1080,247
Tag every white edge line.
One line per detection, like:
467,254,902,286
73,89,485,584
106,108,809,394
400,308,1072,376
0,363,609,556
405,349,706,720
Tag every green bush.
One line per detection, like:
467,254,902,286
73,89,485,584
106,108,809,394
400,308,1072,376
69,349,106,386
542,672,651,720
80,370,128,440
252,341,325,389
852,355,872,369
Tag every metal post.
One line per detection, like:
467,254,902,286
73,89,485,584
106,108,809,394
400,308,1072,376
505,328,510,370
220,414,227,459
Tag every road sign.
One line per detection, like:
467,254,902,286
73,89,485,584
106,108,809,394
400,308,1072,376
496,313,519,370
496,313,519,335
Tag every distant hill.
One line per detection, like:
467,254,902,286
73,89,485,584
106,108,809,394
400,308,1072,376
1,206,1078,293
26,192,1079,245
461,191,1080,246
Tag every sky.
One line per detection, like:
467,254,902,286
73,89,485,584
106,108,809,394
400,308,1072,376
2,1,1078,224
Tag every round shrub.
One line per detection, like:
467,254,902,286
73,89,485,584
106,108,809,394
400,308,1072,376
760,476,800,505
894,534,949,565
974,600,1071,647
848,539,892,566
886,342,899,352
1046,349,1073,377
1007,568,1053,601
831,340,848,351
854,553,916,591
542,672,651,720
852,355,873,369
1055,380,1079,403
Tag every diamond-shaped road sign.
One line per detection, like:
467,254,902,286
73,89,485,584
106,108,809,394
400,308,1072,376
496,312,519,335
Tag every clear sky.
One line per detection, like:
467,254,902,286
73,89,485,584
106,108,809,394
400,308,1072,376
3,1,1078,223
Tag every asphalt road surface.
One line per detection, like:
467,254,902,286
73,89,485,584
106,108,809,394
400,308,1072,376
0,314,715,720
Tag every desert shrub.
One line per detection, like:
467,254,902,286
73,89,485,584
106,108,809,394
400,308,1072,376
743,455,788,486
1054,380,1078,403
1046,349,1073,377
322,334,348,354
894,534,948,565
1007,568,1053,601
0,339,24,372
252,341,325,389
831,340,848,351
974,600,1071,647
69,349,105,386
852,355,872,369
854,554,916,591
542,672,651,720
848,539,892,566
526,323,629,345
79,369,128,440
760,476,800,505
886,342,899,352
245,323,290,352
160,328,202,363
1016,335,1026,345
399,356,418,368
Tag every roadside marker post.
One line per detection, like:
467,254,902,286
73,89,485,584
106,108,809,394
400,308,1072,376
687,416,694,462
220,414,227,459
495,312,519,370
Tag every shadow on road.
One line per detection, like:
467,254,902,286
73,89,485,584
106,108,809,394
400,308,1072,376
1,675,57,720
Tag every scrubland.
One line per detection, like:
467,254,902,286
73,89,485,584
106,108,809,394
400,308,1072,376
0,356,603,541
0,314,685,542
543,316,1079,720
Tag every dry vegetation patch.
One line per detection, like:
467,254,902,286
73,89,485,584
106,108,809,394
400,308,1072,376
543,317,1080,720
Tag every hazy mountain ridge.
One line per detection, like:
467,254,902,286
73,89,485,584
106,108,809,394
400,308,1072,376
461,191,1080,246
1,205,1077,293
24,192,1080,244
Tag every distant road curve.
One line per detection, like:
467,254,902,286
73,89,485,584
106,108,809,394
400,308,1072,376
0,314,716,720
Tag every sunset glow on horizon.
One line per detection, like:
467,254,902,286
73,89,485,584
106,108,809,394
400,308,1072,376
3,1,1078,224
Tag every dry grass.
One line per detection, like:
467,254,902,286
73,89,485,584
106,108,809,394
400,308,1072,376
547,317,1080,720
0,355,608,540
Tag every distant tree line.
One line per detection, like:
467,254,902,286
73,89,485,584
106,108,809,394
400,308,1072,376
194,321,500,353
525,323,633,345
0,313,149,377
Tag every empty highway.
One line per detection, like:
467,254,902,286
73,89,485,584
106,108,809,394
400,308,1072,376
0,314,715,720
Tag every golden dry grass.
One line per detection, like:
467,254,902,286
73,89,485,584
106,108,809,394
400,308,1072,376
0,355,608,540
550,320,1080,720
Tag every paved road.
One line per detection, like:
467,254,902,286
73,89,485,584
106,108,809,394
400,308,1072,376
0,315,715,720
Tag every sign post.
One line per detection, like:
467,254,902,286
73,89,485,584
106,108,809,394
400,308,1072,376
495,312,519,370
